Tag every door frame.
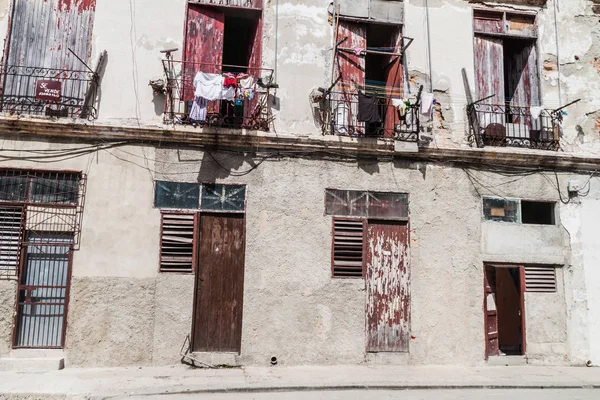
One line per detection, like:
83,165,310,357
11,235,75,349
483,263,527,359
190,211,247,354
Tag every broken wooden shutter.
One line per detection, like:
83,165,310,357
332,218,364,278
524,266,556,293
183,5,225,101
159,213,197,273
474,35,505,105
0,206,24,278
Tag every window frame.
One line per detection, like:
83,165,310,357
158,210,199,274
482,196,557,225
331,217,366,279
153,181,247,214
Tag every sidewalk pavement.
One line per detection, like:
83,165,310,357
0,364,599,399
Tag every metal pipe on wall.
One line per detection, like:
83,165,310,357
274,0,279,82
553,0,562,105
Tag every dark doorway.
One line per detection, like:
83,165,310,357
192,213,246,353
222,16,256,73
364,24,403,137
484,265,526,358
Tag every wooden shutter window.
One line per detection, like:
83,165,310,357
332,218,364,278
160,213,197,273
525,266,556,293
0,206,24,277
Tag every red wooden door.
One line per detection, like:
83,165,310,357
336,21,366,135
365,220,409,352
484,266,499,358
519,266,527,355
384,29,404,137
474,35,505,104
193,214,246,353
183,5,225,101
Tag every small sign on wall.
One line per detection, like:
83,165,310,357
35,80,62,102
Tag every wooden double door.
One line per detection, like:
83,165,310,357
192,213,246,353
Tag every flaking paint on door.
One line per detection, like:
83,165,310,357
193,213,245,353
365,220,409,352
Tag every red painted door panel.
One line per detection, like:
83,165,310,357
484,266,499,358
474,35,505,104
365,220,409,352
384,29,404,137
184,5,225,101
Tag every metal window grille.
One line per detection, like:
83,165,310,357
525,266,556,293
0,169,86,280
0,206,24,278
13,233,73,348
159,212,197,273
332,218,365,278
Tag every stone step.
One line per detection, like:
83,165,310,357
487,355,528,366
0,349,64,371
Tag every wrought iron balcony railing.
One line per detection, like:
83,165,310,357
327,91,420,141
161,60,275,131
0,65,99,120
189,0,262,8
467,103,560,151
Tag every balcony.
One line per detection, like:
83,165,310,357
0,65,99,120
467,103,560,151
188,0,262,9
327,91,420,142
161,60,275,131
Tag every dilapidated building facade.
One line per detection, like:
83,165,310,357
0,0,599,370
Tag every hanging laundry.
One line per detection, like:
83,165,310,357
223,76,237,88
222,86,236,101
420,92,434,117
189,96,207,122
334,102,349,135
530,106,544,120
353,48,365,56
193,72,223,101
358,92,381,123
239,76,255,90
392,98,407,117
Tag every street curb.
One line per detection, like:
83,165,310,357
94,383,600,398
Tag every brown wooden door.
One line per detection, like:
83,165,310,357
365,220,409,352
192,213,245,353
484,266,499,358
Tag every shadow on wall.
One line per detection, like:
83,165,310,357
197,151,259,181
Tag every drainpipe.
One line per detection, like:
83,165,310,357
553,0,562,105
274,0,279,83
425,0,433,93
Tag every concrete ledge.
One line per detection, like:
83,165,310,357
0,350,65,371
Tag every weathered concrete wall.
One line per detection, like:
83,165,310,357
66,277,156,367
0,280,16,357
0,135,589,367
482,223,566,265
152,274,194,365
525,267,569,365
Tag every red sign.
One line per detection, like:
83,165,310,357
35,80,62,102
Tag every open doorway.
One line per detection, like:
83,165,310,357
484,265,526,358
364,23,402,137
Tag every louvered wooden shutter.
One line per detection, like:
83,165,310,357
160,213,196,273
332,218,364,277
0,206,24,277
525,266,556,293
